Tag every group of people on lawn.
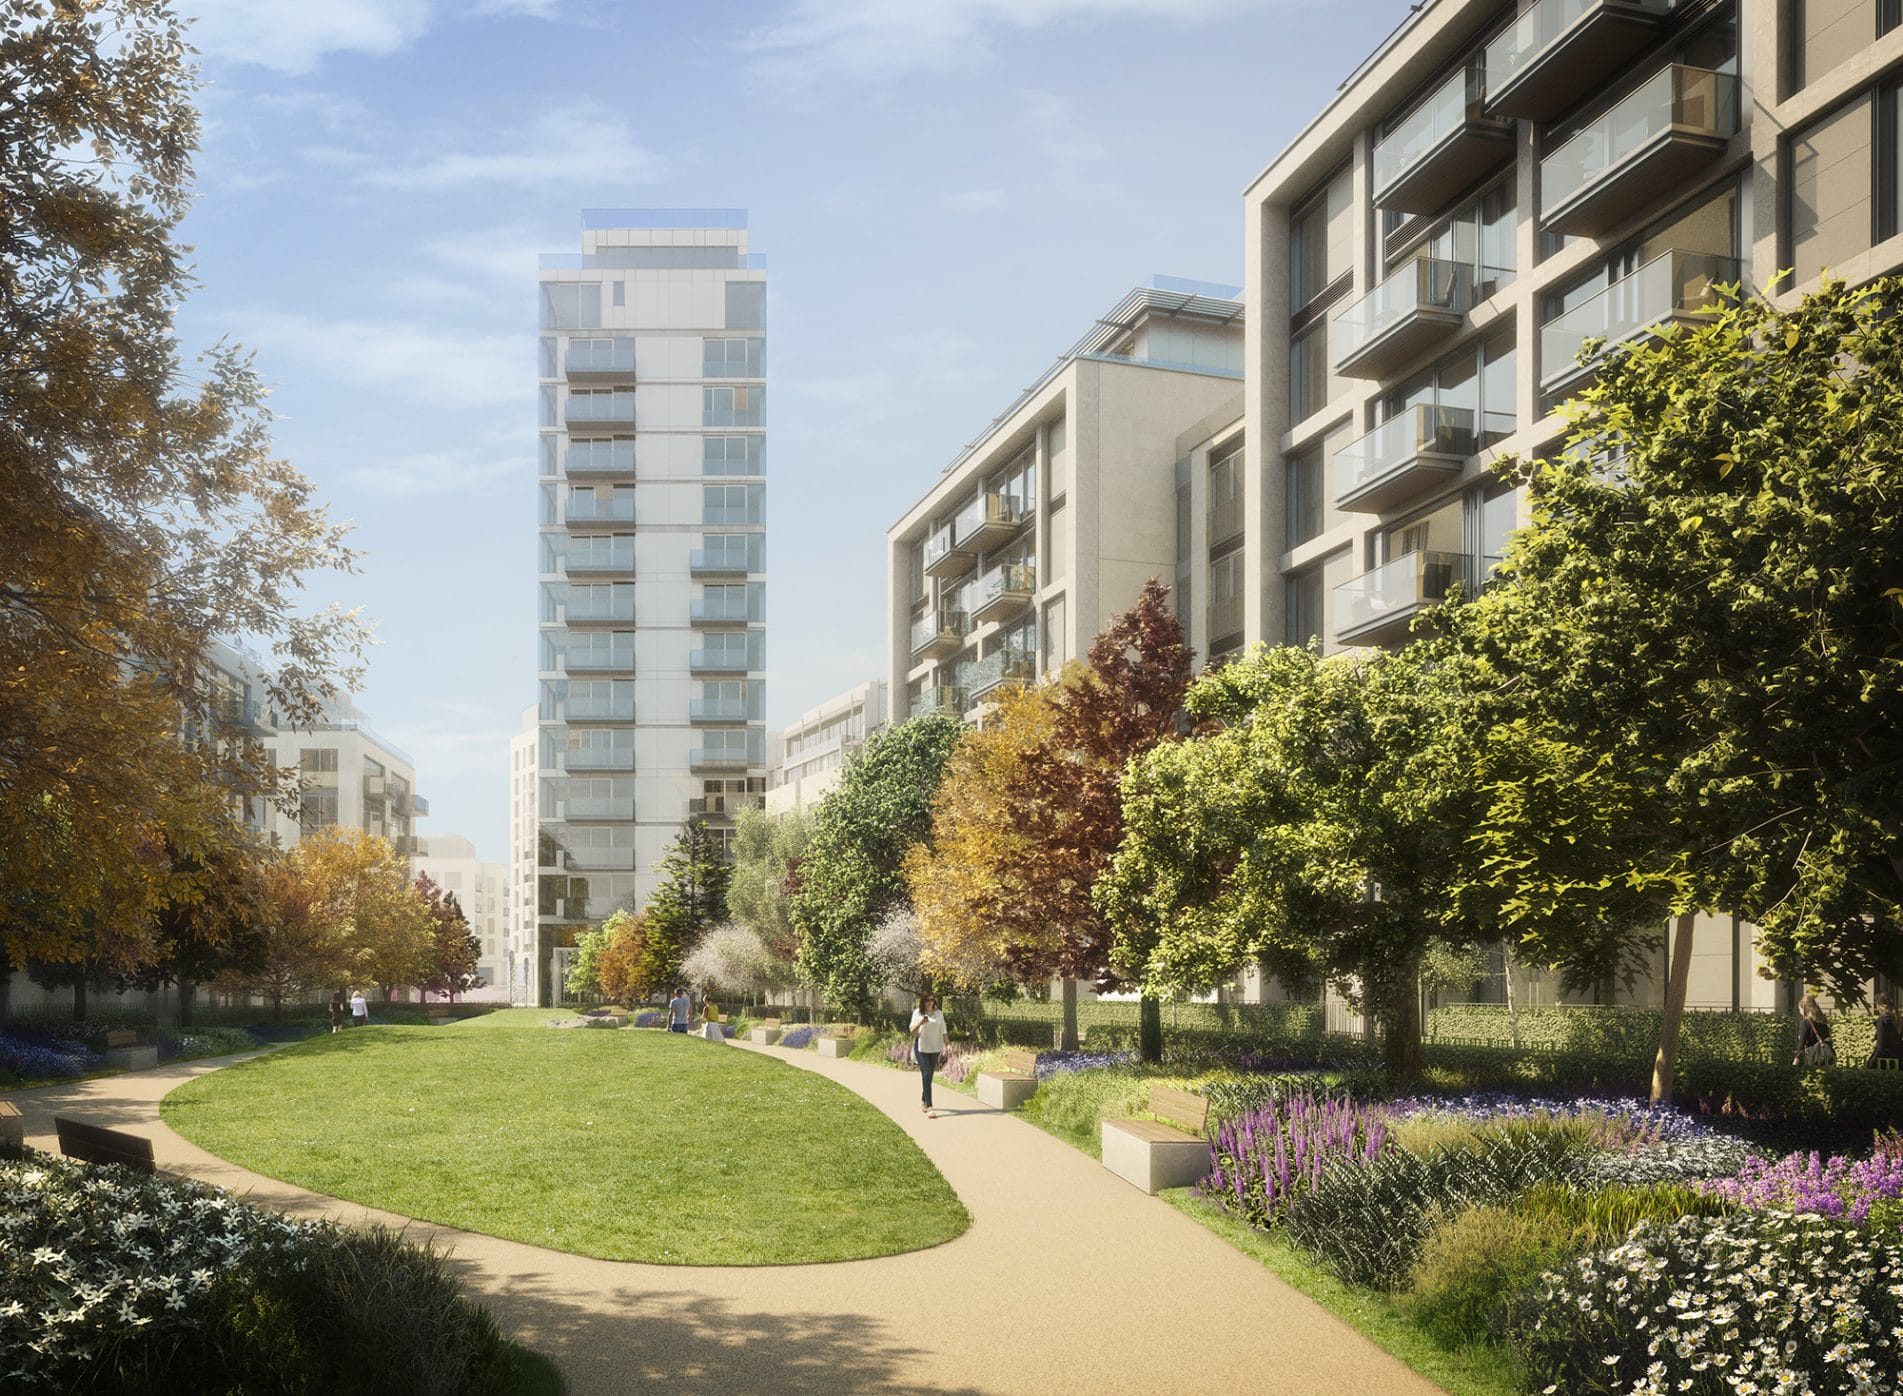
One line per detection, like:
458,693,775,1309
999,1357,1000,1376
1794,991,1903,1068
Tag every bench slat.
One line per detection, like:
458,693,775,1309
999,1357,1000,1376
54,1117,155,1174
1001,1048,1040,1076
105,1030,137,1049
1150,1084,1208,1135
1106,1117,1202,1144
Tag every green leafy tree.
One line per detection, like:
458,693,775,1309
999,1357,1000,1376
792,714,961,1017
641,818,733,996
0,0,365,970
565,921,610,999
726,806,810,965
120,835,271,1027
415,876,482,1002
1441,275,1903,1100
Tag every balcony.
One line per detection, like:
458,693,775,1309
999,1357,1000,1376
689,696,749,723
690,593,760,626
913,684,969,718
564,338,636,381
563,544,634,575
1541,65,1737,237
564,392,637,430
690,794,762,821
567,494,636,524
690,648,753,674
690,748,754,773
962,650,1036,700
564,847,637,872
567,695,635,722
1208,494,1244,546
564,648,635,674
922,521,975,579
217,694,273,737
970,562,1035,625
1333,406,1474,513
1485,0,1673,121
567,747,635,772
1332,259,1473,379
412,793,429,817
690,546,754,577
910,608,970,660
565,442,636,477
1541,251,1737,392
1372,66,1514,214
566,597,636,624
1334,550,1469,647
1207,593,1244,642
954,492,1028,554
564,796,634,820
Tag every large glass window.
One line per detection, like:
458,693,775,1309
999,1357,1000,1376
1397,176,1516,299
703,337,765,378
1285,570,1322,648
1290,166,1353,311
1286,446,1322,548
539,282,600,329
1290,321,1329,421
704,436,763,475
1385,328,1517,449
703,386,763,427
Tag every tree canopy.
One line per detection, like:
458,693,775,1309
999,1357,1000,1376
725,806,809,966
642,818,732,994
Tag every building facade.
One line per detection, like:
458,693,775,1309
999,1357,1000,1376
1229,0,1901,1013
411,834,507,991
887,278,1245,720
533,209,768,1005
765,679,887,814
262,694,425,857
507,706,539,1005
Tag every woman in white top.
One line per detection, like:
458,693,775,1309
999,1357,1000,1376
909,993,948,1118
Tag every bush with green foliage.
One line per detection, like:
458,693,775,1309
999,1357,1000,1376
1400,1204,1581,1352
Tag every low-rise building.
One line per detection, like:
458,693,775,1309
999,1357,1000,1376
765,680,886,814
412,834,507,990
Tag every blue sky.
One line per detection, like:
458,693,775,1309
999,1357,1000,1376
175,0,1413,861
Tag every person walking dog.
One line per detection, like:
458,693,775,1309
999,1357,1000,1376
910,992,947,1118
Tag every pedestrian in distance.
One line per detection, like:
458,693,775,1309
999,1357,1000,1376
1869,992,1903,1070
329,991,345,1035
910,992,947,1118
349,988,368,1029
1794,993,1835,1068
668,985,691,1034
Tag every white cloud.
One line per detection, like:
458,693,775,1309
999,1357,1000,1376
423,228,551,287
184,0,434,75
308,101,664,191
943,188,1005,213
745,0,1271,85
235,310,527,412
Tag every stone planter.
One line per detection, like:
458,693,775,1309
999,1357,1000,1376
103,1045,159,1072
816,1036,854,1058
749,1027,782,1045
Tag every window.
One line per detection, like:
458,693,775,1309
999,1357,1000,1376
1290,321,1329,422
703,386,763,427
703,337,765,378
299,788,338,833
611,279,625,307
703,436,763,475
1209,550,1244,643
1290,167,1353,311
1385,328,1518,450
703,484,763,525
1285,570,1322,648
986,446,1036,515
539,282,600,329
299,748,338,774
1396,176,1516,299
725,280,765,329
1286,446,1322,548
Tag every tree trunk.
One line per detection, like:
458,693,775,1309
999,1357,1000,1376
1502,943,1521,1050
1383,968,1424,1080
1059,977,1080,1053
1651,911,1696,1105
72,978,86,1023
271,989,284,1023
1138,994,1162,1063
178,978,195,1030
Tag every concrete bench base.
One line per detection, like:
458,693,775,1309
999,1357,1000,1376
0,1102,22,1152
104,1045,159,1072
749,1027,782,1045
817,1036,853,1058
976,1070,1036,1110
1101,1119,1208,1194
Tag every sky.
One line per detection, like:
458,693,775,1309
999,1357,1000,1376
173,0,1416,862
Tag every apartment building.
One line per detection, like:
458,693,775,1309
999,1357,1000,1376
765,680,887,814
507,706,539,1005
412,834,506,991
888,278,1245,718
263,693,425,857
1232,0,1901,1012
533,210,768,1005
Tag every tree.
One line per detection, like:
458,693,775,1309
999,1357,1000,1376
1441,275,1903,1099
564,920,610,1000
726,806,810,967
225,849,353,1020
642,818,732,996
415,876,481,1002
792,714,962,1017
681,922,788,1004
0,0,365,969
593,909,654,1005
120,834,271,1027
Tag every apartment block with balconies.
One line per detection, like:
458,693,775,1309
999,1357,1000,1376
262,693,426,858
534,211,767,1002
888,278,1246,721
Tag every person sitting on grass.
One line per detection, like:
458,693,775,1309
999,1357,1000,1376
668,986,691,1034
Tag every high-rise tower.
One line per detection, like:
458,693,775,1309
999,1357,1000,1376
534,210,767,1003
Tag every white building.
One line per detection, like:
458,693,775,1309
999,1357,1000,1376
262,693,425,857
766,680,887,814
411,833,506,990
533,209,767,1005
507,706,539,1005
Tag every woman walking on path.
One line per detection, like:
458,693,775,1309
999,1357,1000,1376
1869,993,1903,1069
910,993,947,1119
1794,993,1835,1067
329,991,345,1034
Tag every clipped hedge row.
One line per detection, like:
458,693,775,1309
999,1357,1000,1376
1427,1002,1880,1067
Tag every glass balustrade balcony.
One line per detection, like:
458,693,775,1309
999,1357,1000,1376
954,492,1028,553
565,442,636,476
961,650,1036,699
564,338,636,380
566,747,636,772
970,562,1036,625
1541,251,1738,391
910,609,970,660
563,795,635,820
566,695,635,721
1333,406,1475,513
567,495,637,524
564,648,635,674
913,685,969,718
690,594,760,625
923,521,975,578
1542,65,1737,236
1334,550,1471,646
564,393,637,429
564,847,638,871
1485,0,1673,120
690,748,754,772
690,546,753,576
563,545,635,575
690,648,752,673
1333,259,1473,379
1207,594,1244,641
1207,494,1244,545
689,697,749,723
1372,65,1514,214
565,597,636,624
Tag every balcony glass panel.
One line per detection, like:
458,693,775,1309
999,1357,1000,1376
564,542,634,573
567,494,636,523
1486,0,1671,96
1541,251,1738,387
911,609,970,654
565,390,636,424
566,439,635,474
953,492,1026,545
913,685,969,717
1333,550,1469,641
691,592,760,623
1333,259,1472,368
960,649,1035,697
565,339,635,373
1542,66,1738,218
566,594,636,622
690,648,751,672
567,694,635,721
1207,594,1244,639
564,647,634,673
1333,406,1476,503
689,697,749,721
1374,68,1485,197
1207,495,1244,544
567,747,635,772
691,542,754,573
923,522,964,569
971,562,1035,613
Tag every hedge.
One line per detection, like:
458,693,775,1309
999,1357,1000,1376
1427,1003,1880,1069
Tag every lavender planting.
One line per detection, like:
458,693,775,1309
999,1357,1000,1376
1700,1147,1903,1224
1200,1087,1389,1229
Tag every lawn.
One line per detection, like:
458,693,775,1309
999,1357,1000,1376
161,1009,969,1265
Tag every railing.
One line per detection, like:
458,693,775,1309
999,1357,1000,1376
922,522,963,570
689,696,749,721
1334,550,1470,639
1373,66,1486,198
910,609,970,653
961,649,1036,697
565,597,636,623
565,339,635,373
972,562,1036,612
1207,593,1244,639
564,544,635,573
566,441,636,474
566,695,635,721
1486,0,1671,96
564,796,634,820
1540,251,1738,387
567,495,636,523
703,503,761,526
690,648,752,672
1542,65,1737,216
1207,493,1244,544
1333,405,1476,502
565,391,636,424
1332,258,1471,365
690,545,753,573
567,747,635,771
565,648,635,673
691,748,754,771
954,492,1025,545
913,685,969,717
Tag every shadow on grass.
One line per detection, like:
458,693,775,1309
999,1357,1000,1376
452,1264,985,1396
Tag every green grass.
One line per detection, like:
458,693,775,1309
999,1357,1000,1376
1164,1192,1523,1396
161,1009,969,1265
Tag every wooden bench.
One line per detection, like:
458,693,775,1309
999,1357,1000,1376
976,1047,1041,1109
1101,1085,1210,1194
0,1101,22,1153
424,1004,453,1021
748,1017,783,1045
103,1029,158,1072
817,1029,854,1059
54,1117,155,1174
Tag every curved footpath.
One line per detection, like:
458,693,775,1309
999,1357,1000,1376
5,1038,1441,1396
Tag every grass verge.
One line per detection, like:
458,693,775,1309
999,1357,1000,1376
162,1008,969,1265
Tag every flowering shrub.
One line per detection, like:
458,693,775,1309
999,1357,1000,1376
1578,1134,1763,1186
1511,1213,1903,1394
887,1038,973,1083
1033,1050,1134,1080
1201,1088,1389,1229
1385,1093,1714,1144
156,1028,254,1062
0,1033,97,1082
780,1027,815,1050
1699,1148,1903,1224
